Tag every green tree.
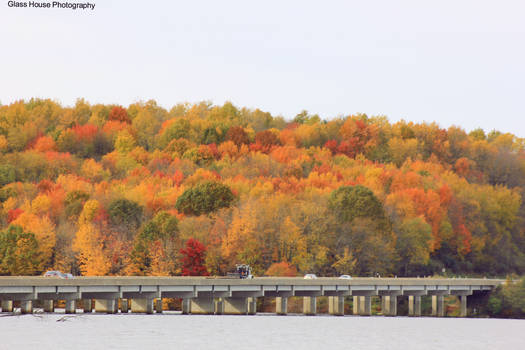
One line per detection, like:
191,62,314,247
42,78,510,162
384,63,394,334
0,225,40,275
108,199,144,233
175,182,235,216
395,217,432,276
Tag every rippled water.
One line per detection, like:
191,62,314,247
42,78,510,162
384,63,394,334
1,312,523,350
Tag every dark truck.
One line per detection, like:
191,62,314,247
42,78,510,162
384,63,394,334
226,264,253,279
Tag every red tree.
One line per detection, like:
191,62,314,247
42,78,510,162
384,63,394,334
180,238,209,276
108,106,131,124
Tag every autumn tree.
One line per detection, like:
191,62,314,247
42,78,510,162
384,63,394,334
0,225,40,275
180,238,209,276
130,211,179,275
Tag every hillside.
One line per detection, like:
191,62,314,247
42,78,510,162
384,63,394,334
0,98,523,277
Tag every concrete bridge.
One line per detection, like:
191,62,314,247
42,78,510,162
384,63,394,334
0,276,503,317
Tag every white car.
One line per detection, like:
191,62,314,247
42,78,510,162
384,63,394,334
339,275,352,279
304,274,317,279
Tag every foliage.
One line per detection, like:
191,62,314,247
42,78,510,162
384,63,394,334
175,182,235,216
0,98,524,278
0,225,40,275
180,238,209,276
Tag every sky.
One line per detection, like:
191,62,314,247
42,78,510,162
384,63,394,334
1,0,524,136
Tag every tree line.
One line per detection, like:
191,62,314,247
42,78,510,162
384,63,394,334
0,98,523,278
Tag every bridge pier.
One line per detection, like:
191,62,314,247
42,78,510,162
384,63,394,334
155,299,163,314
460,295,468,317
82,299,92,313
215,299,224,314
1,300,13,312
43,300,54,313
358,296,372,316
121,299,129,313
353,296,359,315
408,295,422,316
224,298,248,314
303,296,317,315
190,298,215,314
131,298,154,314
432,295,445,317
65,299,76,314
247,297,257,315
328,296,344,316
182,298,191,314
20,300,33,314
276,297,288,315
95,299,117,314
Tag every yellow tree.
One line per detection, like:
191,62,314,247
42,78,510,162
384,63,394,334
73,200,111,276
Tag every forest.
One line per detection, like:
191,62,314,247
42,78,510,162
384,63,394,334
0,98,523,278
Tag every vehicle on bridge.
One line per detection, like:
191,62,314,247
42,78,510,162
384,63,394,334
226,264,253,279
43,270,74,279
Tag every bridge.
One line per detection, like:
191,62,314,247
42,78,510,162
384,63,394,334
0,276,503,317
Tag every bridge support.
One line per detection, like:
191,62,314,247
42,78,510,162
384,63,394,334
121,299,129,313
20,300,33,314
276,297,288,315
131,298,154,314
381,296,388,315
215,299,224,314
82,299,92,313
224,298,248,314
303,296,316,315
247,297,257,315
182,298,191,314
432,295,445,317
65,300,76,314
408,295,421,316
328,296,344,316
190,298,215,314
1,300,13,312
43,300,54,313
389,296,398,316
359,296,372,316
155,299,163,314
353,296,359,315
460,295,467,317
95,299,117,314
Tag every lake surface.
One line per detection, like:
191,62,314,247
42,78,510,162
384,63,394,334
1,312,523,350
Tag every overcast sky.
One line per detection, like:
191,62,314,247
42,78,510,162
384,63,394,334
1,0,524,136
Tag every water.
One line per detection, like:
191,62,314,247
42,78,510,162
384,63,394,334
1,312,523,350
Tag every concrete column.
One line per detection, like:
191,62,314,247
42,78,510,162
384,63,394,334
20,300,33,314
190,298,215,314
65,300,76,314
82,299,92,313
382,296,390,316
276,297,288,315
155,299,163,314
328,296,344,316
131,298,154,314
414,295,421,316
432,295,445,317
409,295,414,316
460,295,468,317
95,299,116,313
1,300,13,312
389,295,397,316
182,298,192,314
353,296,359,315
224,298,248,315
359,296,371,316
121,299,129,313
247,297,257,315
215,299,224,315
303,296,317,315
43,300,54,313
